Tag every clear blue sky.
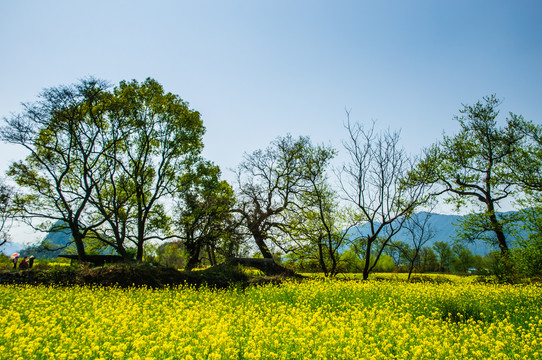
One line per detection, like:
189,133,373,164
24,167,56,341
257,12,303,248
1,0,541,244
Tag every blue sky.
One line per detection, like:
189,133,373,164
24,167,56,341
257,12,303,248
1,0,541,244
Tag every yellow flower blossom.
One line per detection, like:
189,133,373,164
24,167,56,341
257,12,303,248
0,280,541,359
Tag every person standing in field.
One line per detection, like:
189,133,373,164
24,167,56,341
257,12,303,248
12,255,18,269
28,256,35,268
19,257,29,270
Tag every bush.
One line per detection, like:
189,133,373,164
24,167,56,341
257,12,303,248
0,254,12,270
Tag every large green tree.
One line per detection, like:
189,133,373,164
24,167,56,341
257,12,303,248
408,95,527,275
1,78,112,259
1,78,206,261
98,78,205,261
174,160,236,270
508,120,542,276
432,241,453,273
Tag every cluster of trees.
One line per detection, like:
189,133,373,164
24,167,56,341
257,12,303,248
288,239,501,278
1,79,541,280
0,78,233,266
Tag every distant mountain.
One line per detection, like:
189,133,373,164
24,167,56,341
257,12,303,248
17,221,116,259
0,241,24,256
347,211,524,256
1,222,75,258
15,222,73,259
42,222,73,247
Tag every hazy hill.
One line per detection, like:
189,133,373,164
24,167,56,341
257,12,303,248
11,221,116,259
348,212,525,256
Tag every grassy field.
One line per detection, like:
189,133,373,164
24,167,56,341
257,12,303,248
1,278,541,360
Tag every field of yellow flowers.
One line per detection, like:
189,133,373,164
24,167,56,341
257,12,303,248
1,279,541,360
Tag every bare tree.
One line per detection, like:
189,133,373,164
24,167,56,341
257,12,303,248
233,135,311,260
339,113,427,280
395,210,437,280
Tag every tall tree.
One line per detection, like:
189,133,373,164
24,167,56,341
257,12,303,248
339,115,428,280
233,135,313,260
1,78,206,262
497,110,542,277
451,244,475,273
0,78,112,259
175,160,236,271
104,78,205,261
85,108,136,259
283,142,351,277
408,95,527,276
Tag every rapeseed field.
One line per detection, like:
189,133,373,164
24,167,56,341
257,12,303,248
1,279,541,359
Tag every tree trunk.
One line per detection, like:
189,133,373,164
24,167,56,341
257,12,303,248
185,240,202,271
317,241,328,276
136,217,146,261
185,256,199,272
253,232,274,259
362,236,373,280
116,245,129,259
489,213,509,254
407,259,415,281
487,204,514,279
327,237,338,277
407,248,421,281
206,244,217,266
69,223,86,260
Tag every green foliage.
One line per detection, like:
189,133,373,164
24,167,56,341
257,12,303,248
372,254,395,272
175,160,236,270
453,212,514,247
0,253,11,270
409,96,528,260
1,78,209,261
432,241,453,272
340,250,364,273
450,244,475,274
419,247,439,272
155,241,187,269
509,207,542,277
